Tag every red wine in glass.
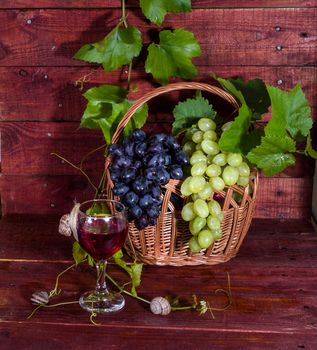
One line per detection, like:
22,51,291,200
76,199,128,314
78,216,128,261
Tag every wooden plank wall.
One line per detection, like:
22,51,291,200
0,1,316,218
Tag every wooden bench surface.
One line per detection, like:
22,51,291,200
0,215,317,349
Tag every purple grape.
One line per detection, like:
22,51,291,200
156,168,170,185
135,142,147,157
139,194,153,209
164,135,181,151
174,150,189,166
114,156,132,168
132,128,146,142
124,141,135,157
149,133,167,143
133,177,149,195
123,191,139,207
148,143,164,154
121,167,137,183
130,205,143,219
108,144,124,158
112,183,129,197
169,165,183,180
147,205,160,218
147,154,165,167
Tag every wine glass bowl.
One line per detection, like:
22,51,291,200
77,199,128,313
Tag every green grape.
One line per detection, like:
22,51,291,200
209,176,225,191
183,141,196,156
184,128,198,141
238,162,251,177
212,229,223,240
217,212,224,221
193,198,209,218
191,193,199,201
201,140,219,155
196,183,213,200
198,118,216,131
195,143,203,151
212,153,227,166
198,229,214,248
227,153,243,167
180,177,193,196
181,202,196,221
206,154,214,165
189,236,202,252
190,151,207,165
203,130,217,141
206,215,221,231
189,217,207,235
192,130,204,144
189,176,206,193
208,200,222,217
222,166,239,186
191,161,207,176
205,164,221,177
221,121,233,131
237,176,249,187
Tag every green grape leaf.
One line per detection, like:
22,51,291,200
112,250,124,259
229,78,270,120
266,84,313,138
113,255,143,296
74,26,142,72
305,134,317,159
218,102,253,153
172,96,216,136
80,85,148,144
139,0,191,25
215,76,246,105
72,242,95,266
216,76,256,153
247,135,296,176
145,29,201,85
130,262,143,296
240,127,265,154
119,101,149,139
72,242,87,265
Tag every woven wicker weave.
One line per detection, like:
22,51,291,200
105,82,258,266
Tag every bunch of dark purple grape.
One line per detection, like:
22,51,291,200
108,129,189,229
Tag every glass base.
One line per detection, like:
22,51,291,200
79,290,125,313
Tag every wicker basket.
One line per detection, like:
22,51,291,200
105,82,258,266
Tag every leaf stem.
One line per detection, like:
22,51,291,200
121,0,128,28
51,152,97,191
79,144,106,170
127,62,133,91
49,262,79,298
27,301,79,320
106,273,151,304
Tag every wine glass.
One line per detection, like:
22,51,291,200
76,199,128,313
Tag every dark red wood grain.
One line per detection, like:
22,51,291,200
0,66,316,122
0,8,315,67
0,175,313,218
0,122,105,175
1,121,315,177
0,216,316,349
0,0,316,8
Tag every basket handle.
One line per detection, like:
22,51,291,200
110,81,239,144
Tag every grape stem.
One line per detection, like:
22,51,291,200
106,273,151,304
51,152,97,191
27,301,79,320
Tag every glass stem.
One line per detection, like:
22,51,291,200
95,260,109,295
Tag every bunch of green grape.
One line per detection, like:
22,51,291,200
180,118,251,252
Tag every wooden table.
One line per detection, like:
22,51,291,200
0,215,317,349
